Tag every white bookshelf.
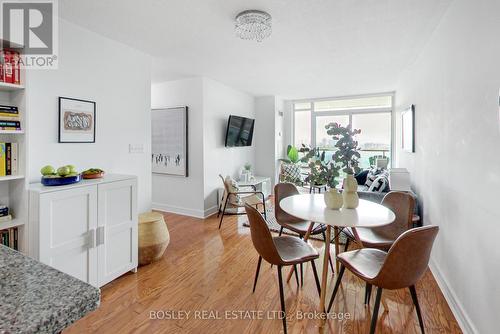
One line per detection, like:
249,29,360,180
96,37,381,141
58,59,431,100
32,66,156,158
0,218,24,230
0,175,24,182
0,82,25,91
0,129,24,135
0,39,27,253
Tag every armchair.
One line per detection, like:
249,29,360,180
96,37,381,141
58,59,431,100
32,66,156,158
218,175,267,229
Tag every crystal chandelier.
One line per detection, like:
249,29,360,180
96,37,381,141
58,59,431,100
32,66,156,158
235,10,272,42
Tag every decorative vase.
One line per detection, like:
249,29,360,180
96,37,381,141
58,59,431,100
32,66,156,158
324,188,343,210
138,212,170,266
343,174,359,209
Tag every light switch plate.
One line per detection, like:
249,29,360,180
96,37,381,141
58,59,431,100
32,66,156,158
129,144,144,154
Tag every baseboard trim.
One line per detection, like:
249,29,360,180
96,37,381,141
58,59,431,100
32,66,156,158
152,203,219,219
204,205,219,218
429,259,477,334
152,202,206,219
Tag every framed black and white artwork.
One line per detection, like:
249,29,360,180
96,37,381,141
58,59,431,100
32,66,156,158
58,97,96,143
402,104,415,153
151,106,188,176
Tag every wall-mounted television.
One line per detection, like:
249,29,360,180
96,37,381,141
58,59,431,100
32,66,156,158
224,115,255,147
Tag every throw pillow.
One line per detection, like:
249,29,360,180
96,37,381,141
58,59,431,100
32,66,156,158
281,163,302,183
224,176,241,205
364,167,386,188
368,175,389,193
354,170,369,185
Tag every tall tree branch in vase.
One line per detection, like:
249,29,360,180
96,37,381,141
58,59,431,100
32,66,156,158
326,122,362,208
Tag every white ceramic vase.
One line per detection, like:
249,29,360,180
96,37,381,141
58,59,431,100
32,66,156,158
342,174,359,209
324,188,343,210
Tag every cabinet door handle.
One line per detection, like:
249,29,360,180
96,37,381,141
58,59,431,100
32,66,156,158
96,226,105,246
88,229,96,248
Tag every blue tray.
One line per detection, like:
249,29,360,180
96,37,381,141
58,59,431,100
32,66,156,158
41,174,82,186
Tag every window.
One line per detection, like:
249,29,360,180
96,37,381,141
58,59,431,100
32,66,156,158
315,115,349,150
293,94,393,169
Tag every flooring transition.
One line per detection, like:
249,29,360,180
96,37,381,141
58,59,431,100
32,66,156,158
65,211,462,333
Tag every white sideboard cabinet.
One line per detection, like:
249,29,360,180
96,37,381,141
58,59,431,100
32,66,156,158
29,174,138,287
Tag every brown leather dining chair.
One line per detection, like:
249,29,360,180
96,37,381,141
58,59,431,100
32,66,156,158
328,225,439,334
245,204,321,334
274,182,335,280
343,191,415,303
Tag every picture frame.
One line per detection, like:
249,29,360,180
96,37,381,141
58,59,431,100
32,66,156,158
58,97,96,143
151,106,188,177
402,104,415,153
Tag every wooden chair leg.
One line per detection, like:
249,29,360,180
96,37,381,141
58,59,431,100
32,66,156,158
300,263,303,287
322,231,335,272
344,238,350,252
293,264,299,287
310,260,321,298
327,265,345,312
365,283,372,304
370,287,383,334
277,266,287,334
252,256,262,293
218,198,229,229
409,285,425,334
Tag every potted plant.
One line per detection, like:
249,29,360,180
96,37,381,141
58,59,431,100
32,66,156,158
299,146,343,210
241,163,252,181
326,123,362,208
278,145,303,184
299,123,362,209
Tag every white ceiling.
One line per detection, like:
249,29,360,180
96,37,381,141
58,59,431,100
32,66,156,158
59,0,452,99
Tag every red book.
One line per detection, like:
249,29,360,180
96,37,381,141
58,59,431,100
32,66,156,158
12,51,20,85
0,50,4,82
3,50,13,84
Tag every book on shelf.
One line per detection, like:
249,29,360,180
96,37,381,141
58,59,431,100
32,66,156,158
0,105,21,130
0,214,12,222
0,120,20,127
0,105,19,113
0,49,21,85
0,227,18,250
0,115,20,121
0,128,21,131
0,142,18,176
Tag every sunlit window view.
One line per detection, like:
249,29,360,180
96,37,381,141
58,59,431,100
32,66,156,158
293,95,392,169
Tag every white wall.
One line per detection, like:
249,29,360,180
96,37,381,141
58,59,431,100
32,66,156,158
254,96,286,187
151,77,255,217
254,97,276,183
394,0,500,332
203,78,255,215
28,19,152,212
151,78,205,217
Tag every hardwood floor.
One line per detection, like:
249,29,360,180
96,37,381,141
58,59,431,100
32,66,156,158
66,211,461,334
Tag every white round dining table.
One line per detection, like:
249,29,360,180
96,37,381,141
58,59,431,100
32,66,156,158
279,194,395,228
279,193,395,313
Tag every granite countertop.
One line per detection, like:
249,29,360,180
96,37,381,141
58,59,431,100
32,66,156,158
0,245,100,333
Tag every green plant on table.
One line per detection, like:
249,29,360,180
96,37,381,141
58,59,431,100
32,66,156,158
299,123,362,188
299,145,340,189
326,123,361,175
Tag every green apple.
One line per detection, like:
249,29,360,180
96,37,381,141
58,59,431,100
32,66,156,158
66,165,77,174
40,165,55,176
57,166,70,177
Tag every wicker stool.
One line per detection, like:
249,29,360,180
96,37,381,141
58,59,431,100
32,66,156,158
138,212,170,265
